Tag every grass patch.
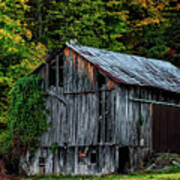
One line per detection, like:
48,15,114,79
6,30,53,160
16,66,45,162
22,173,180,180
130,165,180,175
21,165,180,180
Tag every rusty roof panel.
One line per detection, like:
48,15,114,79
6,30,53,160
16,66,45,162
66,43,180,93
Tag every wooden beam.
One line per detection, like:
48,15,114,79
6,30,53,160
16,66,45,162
129,97,180,107
63,89,114,95
45,91,67,106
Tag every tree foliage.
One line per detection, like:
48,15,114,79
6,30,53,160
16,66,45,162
27,0,130,51
0,0,47,124
26,0,179,66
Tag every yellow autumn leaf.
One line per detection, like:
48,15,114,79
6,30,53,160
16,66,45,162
23,23,27,27
14,35,21,43
136,18,160,26
157,3,164,10
115,34,123,38
4,32,9,37
0,2,6,8
147,0,154,5
0,29,4,34
12,48,18,52
26,30,32,39
16,20,21,26
5,16,11,23
8,34,13,40
20,0,29,4
107,1,119,7
176,4,180,10
8,47,18,52
152,19,160,24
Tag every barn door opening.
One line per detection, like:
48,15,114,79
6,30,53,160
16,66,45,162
118,146,130,173
152,104,180,153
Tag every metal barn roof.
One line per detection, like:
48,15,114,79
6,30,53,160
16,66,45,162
67,42,180,93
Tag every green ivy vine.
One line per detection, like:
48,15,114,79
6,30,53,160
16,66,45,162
0,75,48,156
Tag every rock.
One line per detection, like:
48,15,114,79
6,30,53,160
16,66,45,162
163,166,170,170
172,161,180,168
146,163,156,170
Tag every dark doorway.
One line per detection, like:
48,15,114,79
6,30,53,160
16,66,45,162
58,55,64,87
49,61,56,86
152,104,180,153
118,147,130,173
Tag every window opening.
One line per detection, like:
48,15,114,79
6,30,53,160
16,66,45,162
59,56,64,87
49,61,56,86
78,153,86,164
90,151,97,164
97,72,106,89
78,147,88,164
39,157,46,174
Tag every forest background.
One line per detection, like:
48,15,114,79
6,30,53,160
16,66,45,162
0,0,179,172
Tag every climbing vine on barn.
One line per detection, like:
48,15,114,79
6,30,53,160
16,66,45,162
0,75,48,157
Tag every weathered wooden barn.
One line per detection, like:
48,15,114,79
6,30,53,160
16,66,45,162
21,42,180,175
